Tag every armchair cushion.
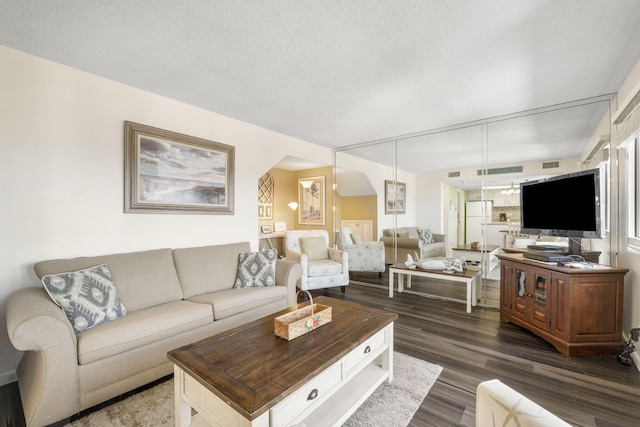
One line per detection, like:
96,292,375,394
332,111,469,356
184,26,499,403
41,264,127,333
300,237,328,260
307,259,344,276
351,233,363,244
340,228,354,246
233,249,277,288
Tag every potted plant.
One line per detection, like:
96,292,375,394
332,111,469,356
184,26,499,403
618,327,640,365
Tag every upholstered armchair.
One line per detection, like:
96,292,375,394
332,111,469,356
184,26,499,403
284,230,349,292
338,227,385,276
476,379,571,426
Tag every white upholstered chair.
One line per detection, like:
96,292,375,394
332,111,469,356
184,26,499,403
476,379,571,426
338,227,385,276
284,230,349,293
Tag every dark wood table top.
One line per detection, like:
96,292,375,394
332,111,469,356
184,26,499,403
167,296,397,421
496,253,628,275
451,244,500,252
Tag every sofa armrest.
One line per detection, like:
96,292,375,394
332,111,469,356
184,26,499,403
275,258,302,306
7,287,80,426
432,233,445,243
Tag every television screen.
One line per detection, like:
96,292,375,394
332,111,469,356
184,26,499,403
520,169,602,239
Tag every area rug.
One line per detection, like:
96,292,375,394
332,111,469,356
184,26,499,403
67,352,442,427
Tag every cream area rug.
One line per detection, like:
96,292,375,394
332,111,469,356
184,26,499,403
67,352,442,427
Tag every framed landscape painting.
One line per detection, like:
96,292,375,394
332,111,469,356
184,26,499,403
124,122,235,214
385,180,406,214
298,176,325,226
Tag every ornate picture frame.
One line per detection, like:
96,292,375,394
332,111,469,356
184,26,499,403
124,122,234,214
298,176,325,226
385,180,406,214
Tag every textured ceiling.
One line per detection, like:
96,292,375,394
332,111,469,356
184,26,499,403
2,0,640,176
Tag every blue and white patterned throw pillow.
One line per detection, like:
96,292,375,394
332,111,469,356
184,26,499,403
417,229,434,245
41,264,127,333
234,249,277,288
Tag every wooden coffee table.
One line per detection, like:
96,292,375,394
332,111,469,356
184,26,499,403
167,297,397,427
451,244,500,278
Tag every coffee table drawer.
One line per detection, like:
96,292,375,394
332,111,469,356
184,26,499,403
270,361,342,426
342,328,387,375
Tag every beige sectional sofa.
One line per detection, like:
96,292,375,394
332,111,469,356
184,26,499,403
6,242,301,427
380,226,446,264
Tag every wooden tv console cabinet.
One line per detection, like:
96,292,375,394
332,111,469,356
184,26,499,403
497,253,627,356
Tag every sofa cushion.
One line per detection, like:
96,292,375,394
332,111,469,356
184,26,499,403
188,286,287,320
173,242,251,299
234,249,277,288
300,237,328,260
418,229,434,244
76,300,212,364
406,227,420,239
34,249,182,312
41,264,127,333
307,259,343,276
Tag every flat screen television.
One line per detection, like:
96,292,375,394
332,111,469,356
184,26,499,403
520,168,602,239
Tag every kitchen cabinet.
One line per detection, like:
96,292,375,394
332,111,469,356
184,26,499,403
492,190,520,206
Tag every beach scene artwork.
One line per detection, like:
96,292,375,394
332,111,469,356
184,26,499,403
138,136,228,206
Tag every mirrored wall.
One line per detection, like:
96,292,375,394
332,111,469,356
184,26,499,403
334,95,613,308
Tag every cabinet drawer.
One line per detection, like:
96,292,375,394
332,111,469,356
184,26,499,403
270,361,341,426
342,328,387,375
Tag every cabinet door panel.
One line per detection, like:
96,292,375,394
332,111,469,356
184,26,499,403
500,261,513,313
530,271,549,332
571,277,624,342
512,267,529,320
550,273,570,340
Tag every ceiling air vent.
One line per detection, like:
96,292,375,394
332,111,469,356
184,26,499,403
448,171,461,178
542,161,560,169
477,166,523,175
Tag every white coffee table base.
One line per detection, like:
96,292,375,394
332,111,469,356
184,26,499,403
389,266,480,313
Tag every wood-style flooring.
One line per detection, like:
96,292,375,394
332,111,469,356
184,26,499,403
336,272,640,426
2,271,639,427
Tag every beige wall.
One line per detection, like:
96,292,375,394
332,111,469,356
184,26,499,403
339,195,378,240
0,46,333,383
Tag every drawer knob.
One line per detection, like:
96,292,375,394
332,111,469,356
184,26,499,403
307,389,318,401
364,345,371,354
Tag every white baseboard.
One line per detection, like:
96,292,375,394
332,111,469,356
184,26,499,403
0,369,17,386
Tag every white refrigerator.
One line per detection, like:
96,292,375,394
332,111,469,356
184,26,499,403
466,201,493,243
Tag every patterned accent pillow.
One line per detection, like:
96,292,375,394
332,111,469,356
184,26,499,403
234,249,277,288
41,264,127,333
351,233,363,244
299,237,328,260
417,229,434,245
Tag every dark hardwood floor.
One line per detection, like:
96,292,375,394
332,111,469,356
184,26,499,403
336,273,640,427
2,272,639,427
